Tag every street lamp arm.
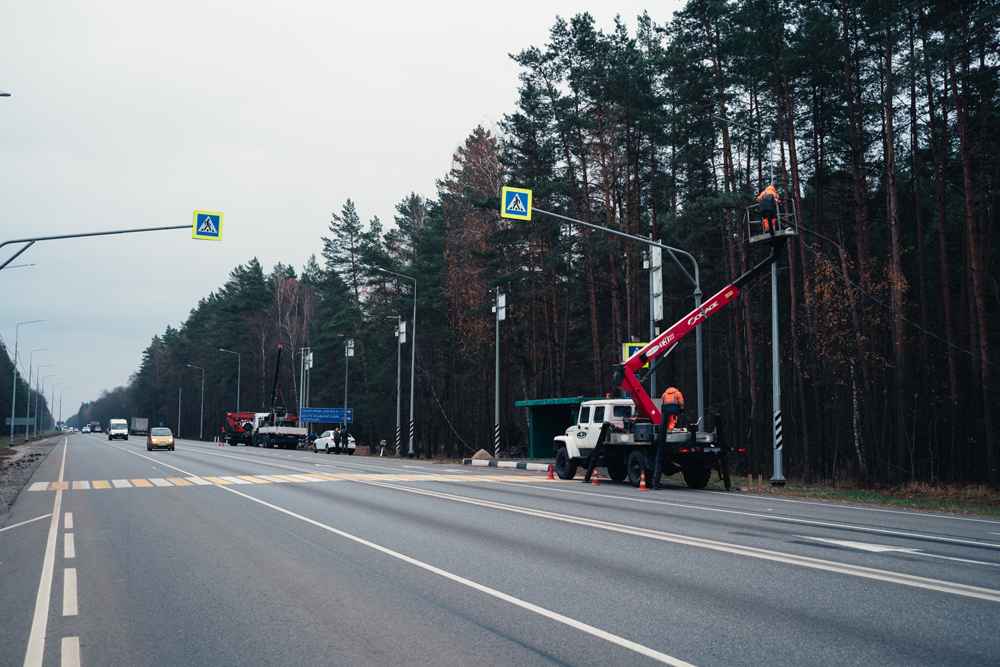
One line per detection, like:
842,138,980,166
532,207,698,290
1,225,189,271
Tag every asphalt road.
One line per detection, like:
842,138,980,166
2,433,999,666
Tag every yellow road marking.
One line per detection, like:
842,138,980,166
167,478,193,486
50,482,69,491
92,480,111,489
269,475,306,482
238,476,271,483
201,477,232,485
130,479,153,487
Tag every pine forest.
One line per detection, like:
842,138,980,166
69,1,1000,488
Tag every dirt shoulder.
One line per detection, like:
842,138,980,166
0,436,60,518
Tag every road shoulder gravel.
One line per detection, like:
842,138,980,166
0,437,59,520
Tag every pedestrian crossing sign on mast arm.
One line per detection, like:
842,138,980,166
192,210,223,241
501,187,532,221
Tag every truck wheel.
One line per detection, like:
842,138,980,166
682,464,712,489
554,447,577,480
627,449,653,487
607,461,628,482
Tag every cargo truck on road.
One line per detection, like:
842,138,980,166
130,417,149,436
250,344,307,450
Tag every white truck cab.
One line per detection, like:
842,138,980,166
554,399,640,460
107,418,129,441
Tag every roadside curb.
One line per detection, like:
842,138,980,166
462,459,552,472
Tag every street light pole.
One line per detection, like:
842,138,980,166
219,349,241,412
33,365,53,439
187,365,204,440
379,269,417,457
344,339,354,439
51,383,64,432
9,319,44,444
709,114,785,485
38,374,54,438
25,348,51,439
59,387,70,425
494,289,506,459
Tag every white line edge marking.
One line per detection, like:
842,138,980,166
356,478,1000,603
216,483,696,667
64,512,73,530
0,514,52,533
797,536,1000,567
64,533,75,559
23,438,67,667
62,568,77,615
61,636,81,667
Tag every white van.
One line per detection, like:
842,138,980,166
107,419,129,441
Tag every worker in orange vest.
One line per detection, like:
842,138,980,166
756,185,780,233
661,386,684,429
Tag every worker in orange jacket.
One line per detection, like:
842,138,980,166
661,386,684,429
757,185,780,232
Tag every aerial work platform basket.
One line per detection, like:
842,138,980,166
746,197,798,245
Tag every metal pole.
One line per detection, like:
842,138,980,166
395,321,402,457
495,289,501,459
39,375,54,438
648,235,657,399
710,114,784,477
33,366,53,439
59,387,69,425
10,320,44,443
177,387,181,438
344,340,351,438
771,261,785,485
378,269,418,458
1,225,190,271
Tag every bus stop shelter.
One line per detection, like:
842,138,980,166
514,397,594,459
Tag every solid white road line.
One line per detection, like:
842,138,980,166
219,484,697,667
64,533,75,559
61,636,81,667
62,568,78,616
360,478,1000,604
0,514,52,533
23,438,67,667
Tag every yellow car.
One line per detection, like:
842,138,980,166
147,427,175,451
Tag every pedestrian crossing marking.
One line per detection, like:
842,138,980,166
26,470,561,491
270,474,307,483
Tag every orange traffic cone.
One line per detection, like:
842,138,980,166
638,470,649,491
547,463,554,480
591,470,600,486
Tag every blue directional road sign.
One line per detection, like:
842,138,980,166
299,407,353,423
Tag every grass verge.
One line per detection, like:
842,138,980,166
729,476,1000,517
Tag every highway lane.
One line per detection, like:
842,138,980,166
2,433,999,666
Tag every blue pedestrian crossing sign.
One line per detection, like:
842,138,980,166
192,210,223,241
501,187,532,221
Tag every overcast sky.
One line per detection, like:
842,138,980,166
0,0,682,418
